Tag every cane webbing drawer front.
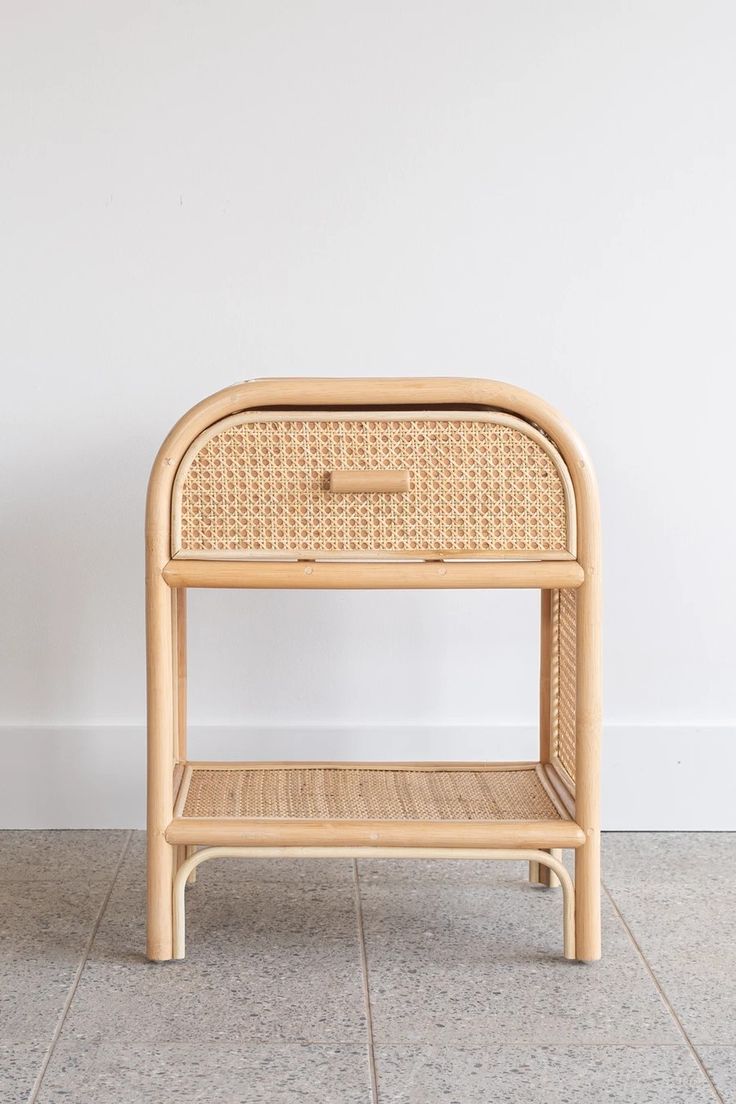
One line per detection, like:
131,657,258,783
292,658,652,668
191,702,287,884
172,411,575,560
180,764,566,823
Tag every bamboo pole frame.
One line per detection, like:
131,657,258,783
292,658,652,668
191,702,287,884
146,378,601,964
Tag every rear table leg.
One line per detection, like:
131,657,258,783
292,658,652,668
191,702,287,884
529,848,562,887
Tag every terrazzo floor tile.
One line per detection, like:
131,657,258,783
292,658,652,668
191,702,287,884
358,876,679,1045
603,835,736,1044
60,951,366,1046
87,868,361,964
0,959,81,1039
697,1047,736,1104
0,881,109,964
373,1044,717,1104
603,833,735,893
0,830,129,883
3,831,734,1103
62,871,367,1043
35,1040,371,1104
358,857,531,886
0,1041,44,1104
0,879,110,1039
604,881,736,1044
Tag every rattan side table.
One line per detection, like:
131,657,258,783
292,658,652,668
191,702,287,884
145,378,601,962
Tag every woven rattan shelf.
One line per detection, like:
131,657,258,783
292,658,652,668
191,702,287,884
146,378,601,965
165,762,584,850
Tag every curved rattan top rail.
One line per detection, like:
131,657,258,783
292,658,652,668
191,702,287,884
146,378,600,585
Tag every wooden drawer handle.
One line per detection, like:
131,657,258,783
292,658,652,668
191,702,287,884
328,470,411,493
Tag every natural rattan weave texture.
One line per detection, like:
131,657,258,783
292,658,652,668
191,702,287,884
173,412,572,558
180,765,564,822
552,588,577,784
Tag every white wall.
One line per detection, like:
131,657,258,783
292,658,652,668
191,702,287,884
1,1,734,827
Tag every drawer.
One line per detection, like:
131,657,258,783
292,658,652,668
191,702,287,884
171,411,575,560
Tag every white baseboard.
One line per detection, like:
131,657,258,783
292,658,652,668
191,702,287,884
0,724,733,830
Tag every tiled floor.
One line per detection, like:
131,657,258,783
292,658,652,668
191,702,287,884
0,833,733,1103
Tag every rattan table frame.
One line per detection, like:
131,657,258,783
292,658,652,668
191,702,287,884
146,378,601,963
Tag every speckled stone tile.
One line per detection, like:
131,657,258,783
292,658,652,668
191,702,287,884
697,1047,736,1103
0,880,107,964
0,879,108,1039
606,881,736,1045
603,834,736,1043
61,950,366,1045
0,829,129,883
374,1045,716,1103
87,869,360,965
358,857,531,885
62,872,366,1043
0,959,79,1038
36,1040,371,1103
603,833,735,893
0,1041,44,1104
359,878,678,1044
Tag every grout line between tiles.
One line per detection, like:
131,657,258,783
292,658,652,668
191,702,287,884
602,881,725,1104
26,830,133,1104
353,860,379,1104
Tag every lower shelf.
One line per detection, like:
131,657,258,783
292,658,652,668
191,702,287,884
166,761,583,849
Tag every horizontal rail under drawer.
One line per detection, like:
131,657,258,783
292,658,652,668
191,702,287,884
162,559,584,590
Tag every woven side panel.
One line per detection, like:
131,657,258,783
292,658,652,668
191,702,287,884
176,416,569,555
182,766,563,822
552,589,577,784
